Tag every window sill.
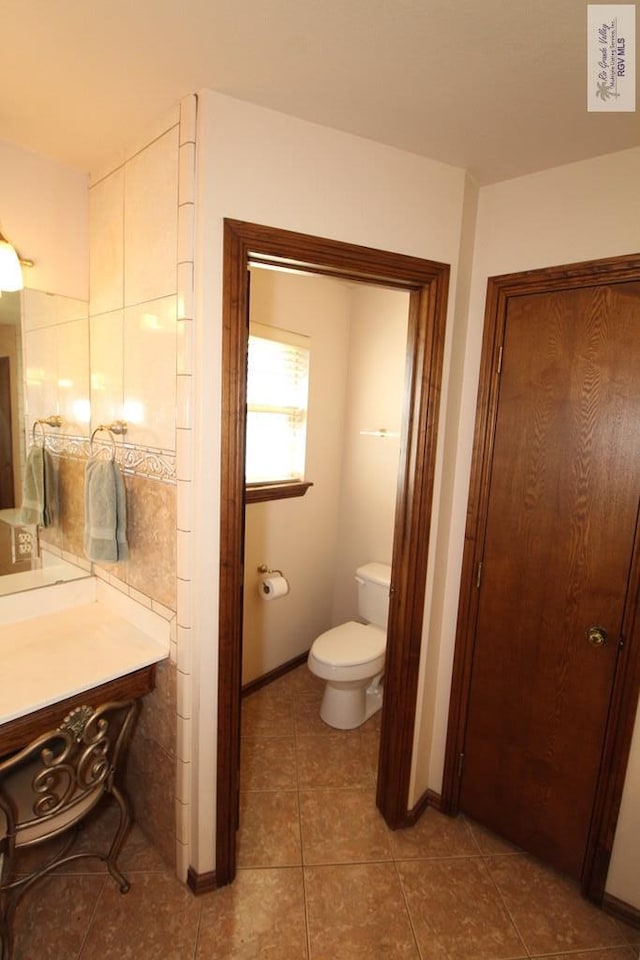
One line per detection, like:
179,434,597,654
245,481,314,504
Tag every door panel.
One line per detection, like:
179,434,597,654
460,282,640,879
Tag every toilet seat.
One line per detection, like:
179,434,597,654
311,621,385,666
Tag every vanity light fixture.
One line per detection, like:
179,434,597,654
0,230,34,292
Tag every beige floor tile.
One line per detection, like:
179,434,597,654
118,821,173,873
18,662,633,958
11,874,105,960
241,736,297,790
196,867,308,959
296,732,378,789
299,788,392,864
305,862,419,959
46,801,168,875
487,854,630,955
388,806,479,860
288,664,325,697
238,790,302,867
79,871,201,959
538,950,638,959
266,664,323,701
614,912,640,945
398,857,527,960
242,692,295,738
293,692,328,736
11,799,122,878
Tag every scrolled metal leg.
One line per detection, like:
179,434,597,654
0,894,16,960
105,787,131,894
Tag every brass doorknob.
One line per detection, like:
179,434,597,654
587,626,608,647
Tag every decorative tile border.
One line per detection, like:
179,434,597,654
39,433,177,483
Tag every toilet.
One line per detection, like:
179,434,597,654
307,562,391,729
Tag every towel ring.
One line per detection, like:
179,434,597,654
90,421,128,461
32,415,62,447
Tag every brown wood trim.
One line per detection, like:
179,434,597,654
218,219,450,884
441,278,506,815
403,788,443,826
376,271,449,828
241,651,309,697
245,481,313,504
216,220,250,886
583,502,640,901
442,252,640,905
187,866,217,896
0,665,157,757
602,892,640,931
423,789,444,814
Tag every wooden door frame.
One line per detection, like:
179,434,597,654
216,219,450,885
0,355,15,508
442,253,640,903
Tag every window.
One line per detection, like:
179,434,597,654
245,322,312,500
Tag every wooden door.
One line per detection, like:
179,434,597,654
459,281,640,880
0,356,15,509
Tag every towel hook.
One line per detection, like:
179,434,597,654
32,415,62,447
89,420,128,461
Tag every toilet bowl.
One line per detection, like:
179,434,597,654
308,621,385,729
307,562,391,729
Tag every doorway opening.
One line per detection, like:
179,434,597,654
216,220,450,885
242,266,409,689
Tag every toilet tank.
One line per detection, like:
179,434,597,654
355,562,392,629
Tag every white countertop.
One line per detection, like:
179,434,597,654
0,601,169,725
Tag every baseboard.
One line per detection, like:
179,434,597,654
241,651,309,697
187,866,217,896
401,788,443,827
602,892,640,930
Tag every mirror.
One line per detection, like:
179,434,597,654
0,287,92,594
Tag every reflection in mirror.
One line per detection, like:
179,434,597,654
0,288,92,595
0,291,23,510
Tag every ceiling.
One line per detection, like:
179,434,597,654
1,0,638,184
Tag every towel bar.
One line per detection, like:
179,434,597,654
31,415,62,446
89,421,128,460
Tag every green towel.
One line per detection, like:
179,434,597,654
84,458,129,563
19,445,57,527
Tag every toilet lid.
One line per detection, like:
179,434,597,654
312,622,386,667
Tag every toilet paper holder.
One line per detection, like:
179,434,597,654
257,563,284,577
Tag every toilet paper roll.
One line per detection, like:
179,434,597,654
259,575,289,600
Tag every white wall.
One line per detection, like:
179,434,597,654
435,146,640,908
192,94,639,905
607,706,640,905
190,90,468,875
0,137,88,299
331,285,409,625
242,269,352,684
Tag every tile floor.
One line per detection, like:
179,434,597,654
8,664,640,959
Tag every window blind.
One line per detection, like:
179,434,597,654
246,323,310,484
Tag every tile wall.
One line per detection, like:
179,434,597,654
87,94,198,876
22,95,198,877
